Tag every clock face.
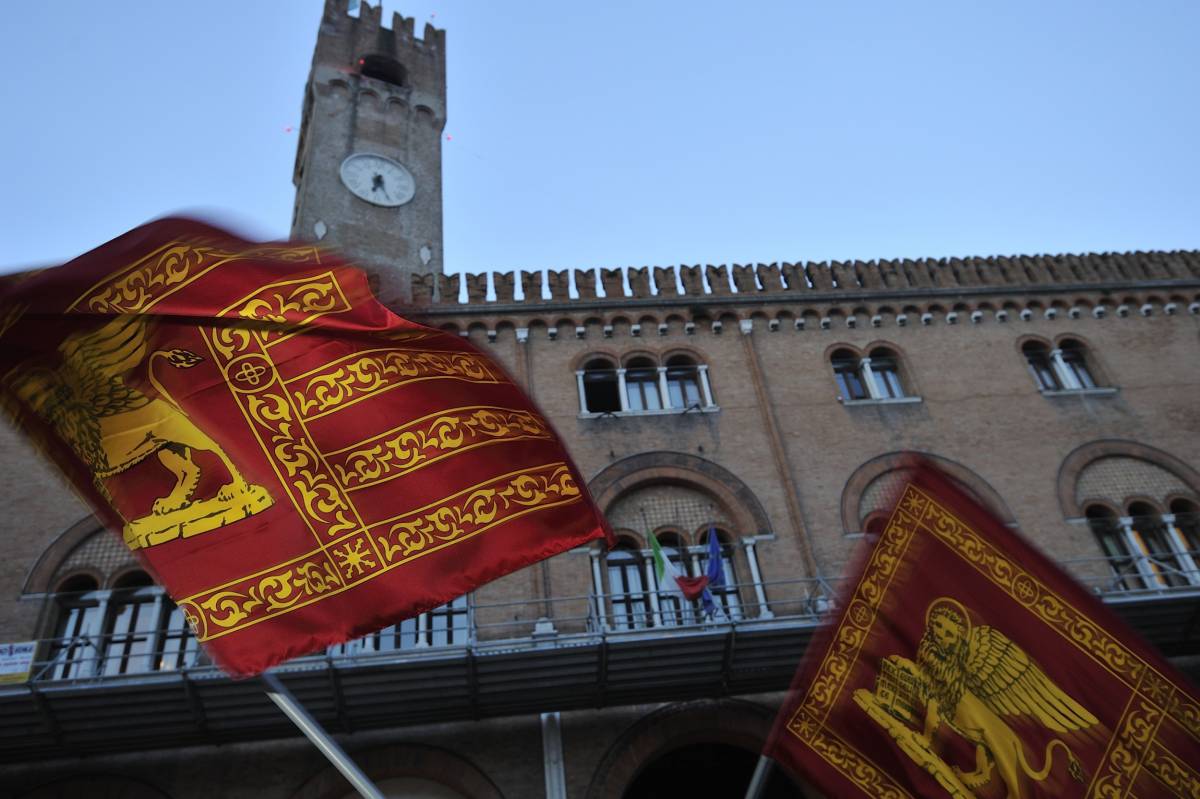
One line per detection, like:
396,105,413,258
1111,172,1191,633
339,153,416,207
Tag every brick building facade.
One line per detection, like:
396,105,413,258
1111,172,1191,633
2,2,1199,797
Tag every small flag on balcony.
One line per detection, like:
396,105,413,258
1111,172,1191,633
650,533,708,602
0,218,613,676
760,458,1200,799
701,526,725,618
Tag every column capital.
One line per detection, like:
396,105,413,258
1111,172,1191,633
739,319,753,335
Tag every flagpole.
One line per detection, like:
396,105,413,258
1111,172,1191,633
743,754,774,799
262,672,386,799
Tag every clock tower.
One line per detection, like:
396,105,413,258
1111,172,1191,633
291,0,446,304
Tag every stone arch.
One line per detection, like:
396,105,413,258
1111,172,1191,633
589,452,773,536
22,515,126,594
584,699,782,799
1057,440,1200,517
841,452,1017,533
290,743,503,799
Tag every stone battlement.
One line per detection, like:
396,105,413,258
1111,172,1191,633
327,0,445,50
412,250,1200,309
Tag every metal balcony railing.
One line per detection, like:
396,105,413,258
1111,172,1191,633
13,556,1199,688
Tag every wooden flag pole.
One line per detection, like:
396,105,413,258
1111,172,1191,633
743,754,774,799
262,672,386,799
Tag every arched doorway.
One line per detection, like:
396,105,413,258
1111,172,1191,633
623,742,803,798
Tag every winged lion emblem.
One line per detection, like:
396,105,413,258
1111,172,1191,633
8,315,272,549
854,596,1099,799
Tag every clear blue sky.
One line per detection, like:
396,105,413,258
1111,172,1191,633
2,1,1197,276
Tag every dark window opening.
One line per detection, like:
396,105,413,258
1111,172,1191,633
583,359,620,413
358,54,406,87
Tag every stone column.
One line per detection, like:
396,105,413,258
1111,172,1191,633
657,366,671,409
588,549,608,631
859,356,883,399
1118,517,1161,587
616,368,630,412
1162,514,1200,584
740,538,774,619
697,364,715,408
1050,349,1082,390
575,370,587,413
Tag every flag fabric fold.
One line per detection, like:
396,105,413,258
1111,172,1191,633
0,218,614,676
650,533,708,602
700,526,726,618
763,458,1200,799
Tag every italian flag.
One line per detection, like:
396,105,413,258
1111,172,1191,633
649,534,709,601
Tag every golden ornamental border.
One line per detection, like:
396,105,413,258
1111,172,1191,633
326,404,554,492
69,241,322,314
179,461,582,641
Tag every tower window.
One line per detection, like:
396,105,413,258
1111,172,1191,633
359,54,406,87
581,359,621,413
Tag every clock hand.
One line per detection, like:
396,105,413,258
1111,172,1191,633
371,173,385,192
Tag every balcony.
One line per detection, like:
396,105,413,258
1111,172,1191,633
0,559,1197,763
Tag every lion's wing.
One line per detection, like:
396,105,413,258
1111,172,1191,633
57,315,151,416
965,625,1098,733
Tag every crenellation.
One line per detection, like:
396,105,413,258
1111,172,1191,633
493,272,515,303
627,267,651,298
829,261,854,290
757,264,784,292
780,262,805,290
653,266,678,295
600,268,624,299
679,265,705,295
437,272,459,303
521,271,544,303
706,265,733,296
465,272,487,302
548,269,571,301
809,262,835,291
731,264,757,293
409,249,1197,312
411,271,434,304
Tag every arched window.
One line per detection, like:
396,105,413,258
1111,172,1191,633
1023,341,1061,391
581,358,620,413
47,575,102,680
699,529,742,620
831,349,868,401
43,570,198,680
832,347,913,402
624,357,662,411
607,541,649,630
665,356,703,409
1059,339,1097,389
1024,339,1104,393
1127,501,1190,588
867,347,906,399
1169,499,1200,558
332,594,471,656
1085,505,1142,592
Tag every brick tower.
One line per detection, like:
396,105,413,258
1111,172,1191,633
290,0,446,304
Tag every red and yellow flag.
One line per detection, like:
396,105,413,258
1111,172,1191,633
0,218,613,676
765,460,1200,798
